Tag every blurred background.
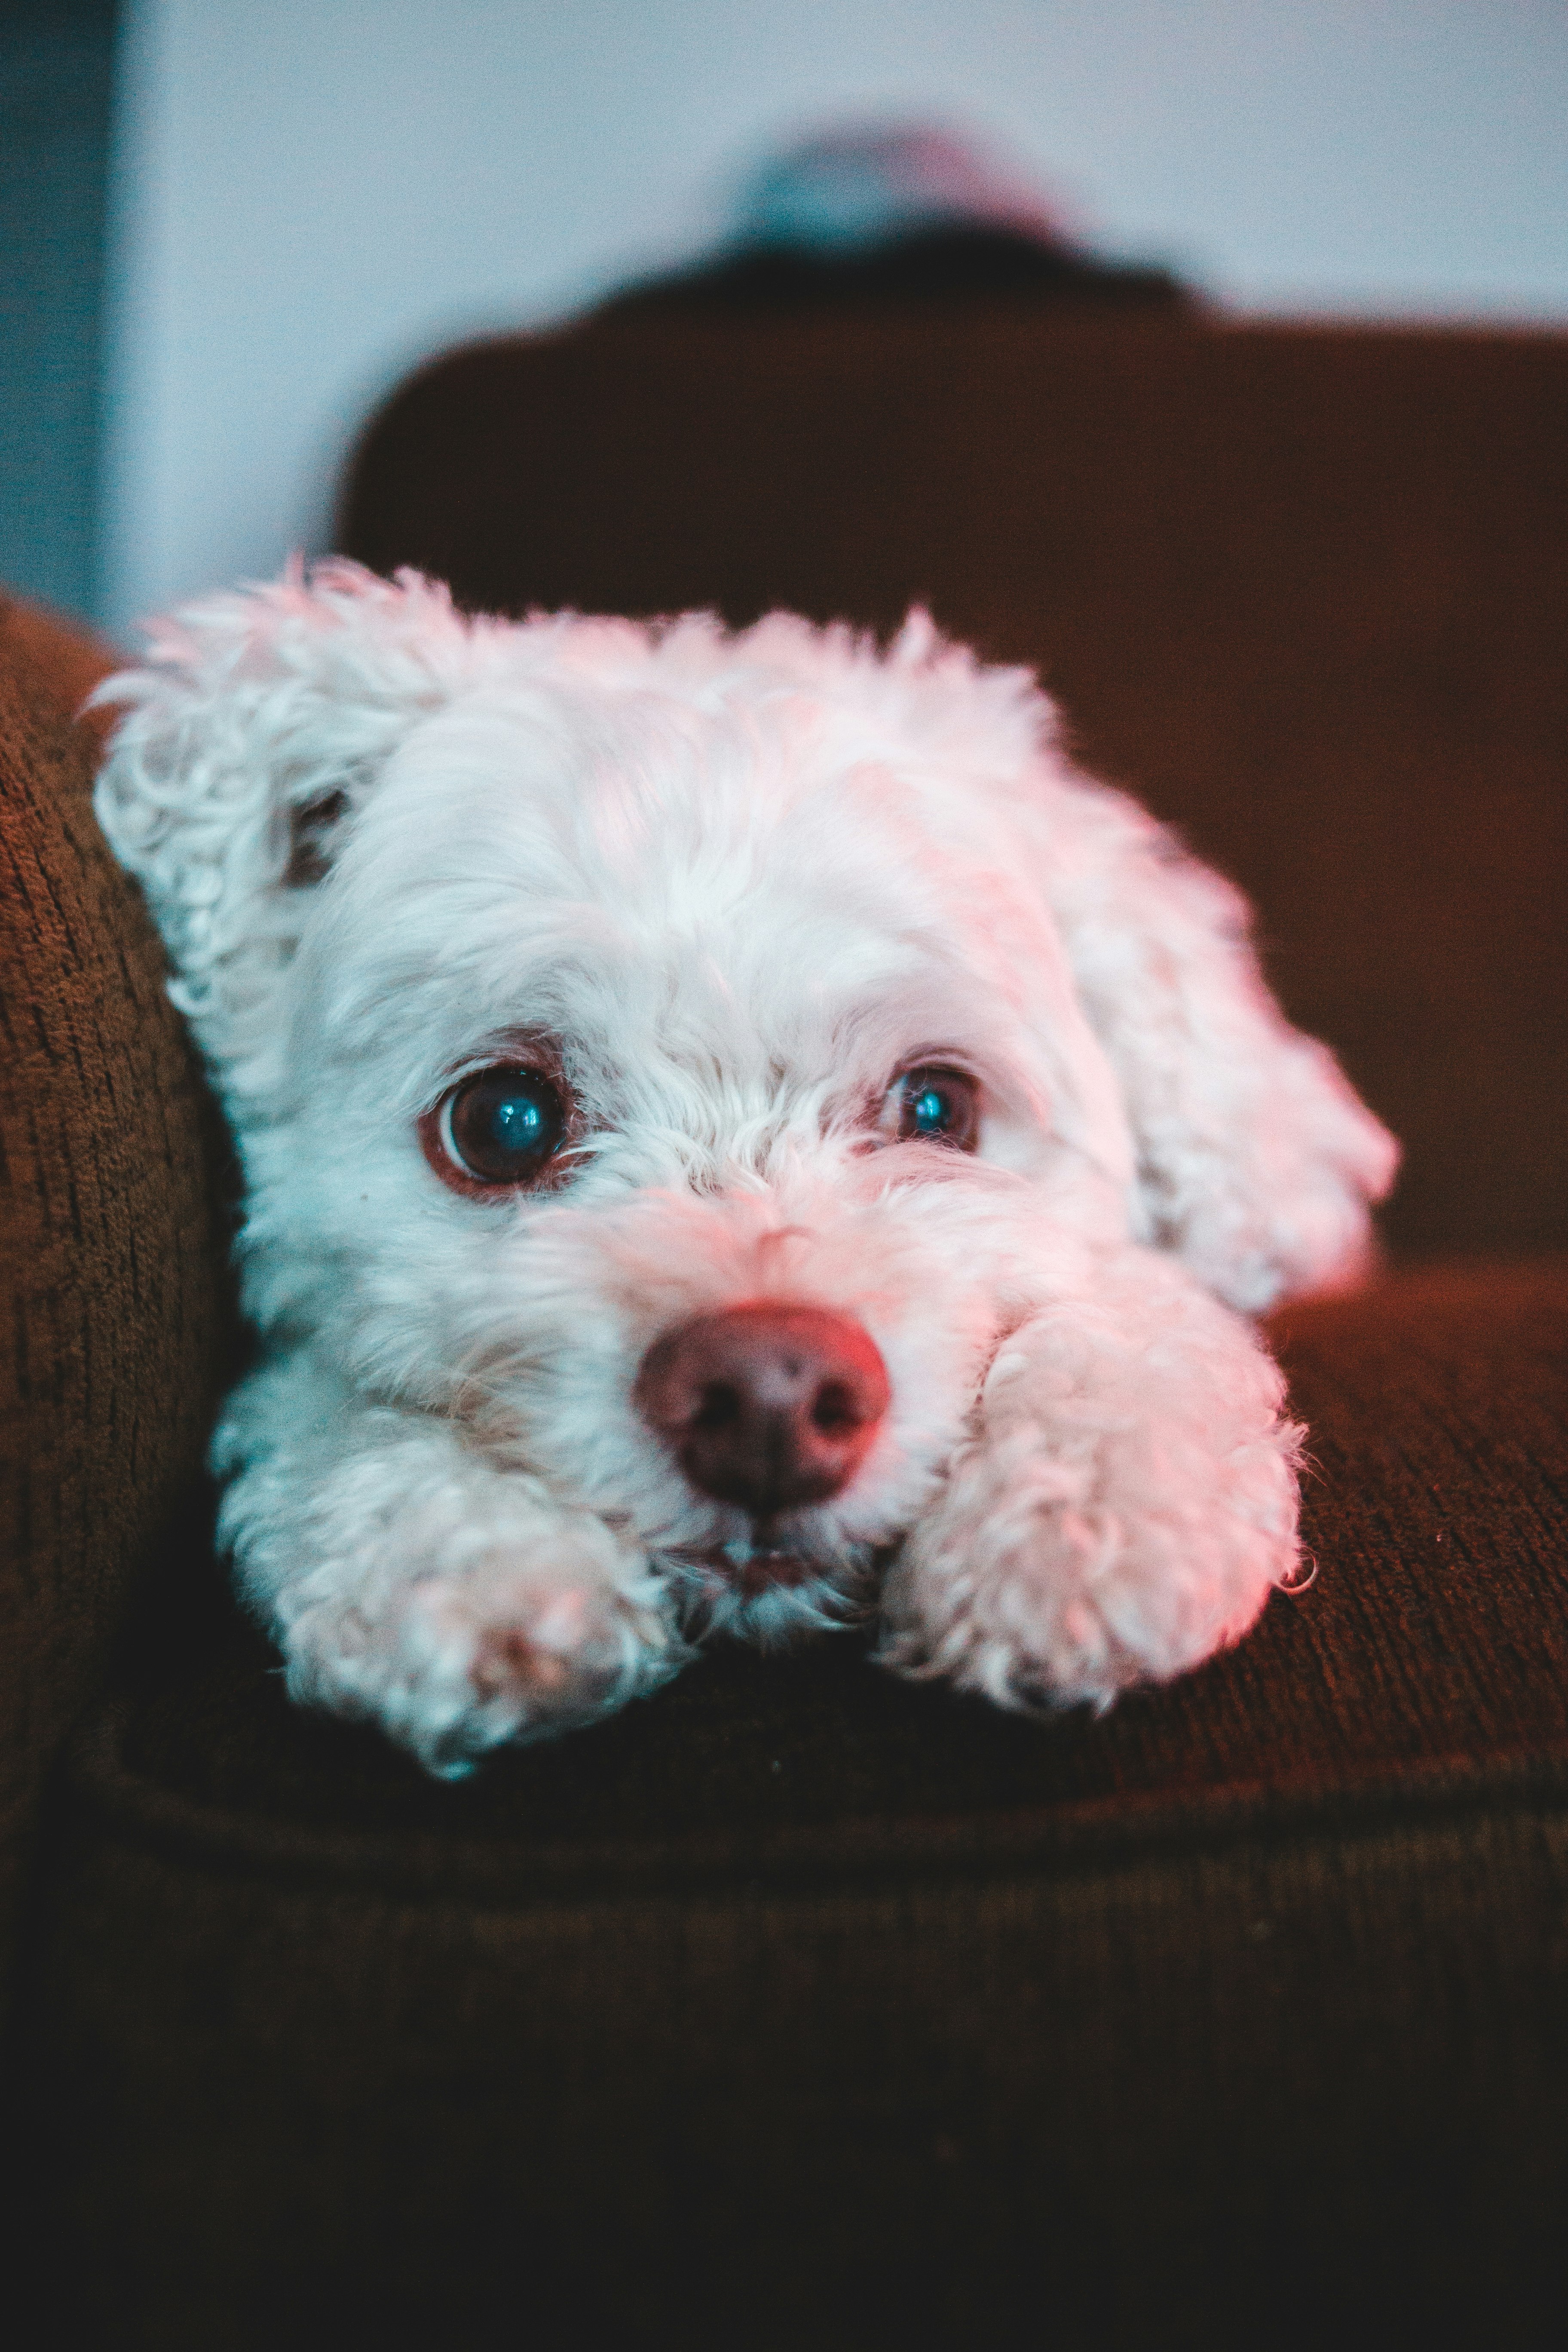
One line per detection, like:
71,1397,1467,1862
3,0,1566,640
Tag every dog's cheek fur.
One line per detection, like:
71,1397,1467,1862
397,1159,1068,1553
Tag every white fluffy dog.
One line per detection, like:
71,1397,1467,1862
94,562,1396,1776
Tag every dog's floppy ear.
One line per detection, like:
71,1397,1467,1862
1044,773,1398,1313
92,560,479,1089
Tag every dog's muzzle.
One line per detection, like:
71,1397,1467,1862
634,1302,890,1531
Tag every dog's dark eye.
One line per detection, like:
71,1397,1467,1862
422,1066,570,1194
894,1066,980,1152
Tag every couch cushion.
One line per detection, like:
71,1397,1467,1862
0,594,230,2012
339,316,1568,1265
13,1263,1568,2348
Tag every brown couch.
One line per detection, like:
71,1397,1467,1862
2,311,1565,2349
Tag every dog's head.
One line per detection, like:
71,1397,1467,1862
95,564,1394,1634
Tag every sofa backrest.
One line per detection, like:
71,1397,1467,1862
339,314,1567,1263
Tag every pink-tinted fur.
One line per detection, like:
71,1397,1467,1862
92,564,1396,1775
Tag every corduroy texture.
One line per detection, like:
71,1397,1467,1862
0,597,228,2008
10,1264,1568,2349
341,315,1568,1265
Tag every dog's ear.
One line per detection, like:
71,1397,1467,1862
1044,774,1398,1313
92,560,478,1086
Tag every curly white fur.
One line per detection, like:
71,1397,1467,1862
92,562,1396,1775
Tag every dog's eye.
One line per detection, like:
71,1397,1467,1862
893,1066,980,1152
422,1066,570,1193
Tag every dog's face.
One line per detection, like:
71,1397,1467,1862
256,642,1135,1635
94,566,1396,1653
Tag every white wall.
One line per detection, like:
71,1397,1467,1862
98,0,1568,638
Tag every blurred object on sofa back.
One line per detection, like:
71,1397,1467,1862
594,122,1194,318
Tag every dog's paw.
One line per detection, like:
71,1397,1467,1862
877,1267,1303,1711
281,1525,683,1777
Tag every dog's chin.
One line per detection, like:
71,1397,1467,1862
661,1538,879,1648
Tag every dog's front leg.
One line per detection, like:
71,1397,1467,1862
879,1247,1302,1710
214,1352,684,1776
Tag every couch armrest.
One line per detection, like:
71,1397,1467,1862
0,595,230,2012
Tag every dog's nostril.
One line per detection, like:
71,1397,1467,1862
692,1381,743,1433
634,1302,890,1517
811,1380,859,1435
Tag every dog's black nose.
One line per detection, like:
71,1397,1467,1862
634,1302,890,1517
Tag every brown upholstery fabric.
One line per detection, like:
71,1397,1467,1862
0,593,120,755
0,598,229,2009
11,1265,1568,2348
341,316,1568,1265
